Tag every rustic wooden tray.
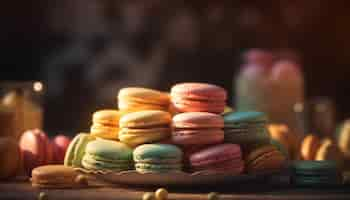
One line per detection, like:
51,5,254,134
76,168,280,187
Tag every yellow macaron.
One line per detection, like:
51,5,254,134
118,88,170,113
90,110,120,140
119,110,171,147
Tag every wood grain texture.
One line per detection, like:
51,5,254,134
1,181,350,200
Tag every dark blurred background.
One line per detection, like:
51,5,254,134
1,0,350,133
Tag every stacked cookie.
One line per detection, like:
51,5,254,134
62,83,287,176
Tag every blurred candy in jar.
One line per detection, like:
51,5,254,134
0,137,20,179
270,60,304,134
0,105,15,138
52,135,71,164
2,89,43,140
235,63,271,112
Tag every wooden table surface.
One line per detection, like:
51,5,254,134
1,180,350,200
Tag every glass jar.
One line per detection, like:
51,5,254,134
0,81,44,140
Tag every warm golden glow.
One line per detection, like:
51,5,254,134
33,82,43,92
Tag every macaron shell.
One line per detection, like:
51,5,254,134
64,133,94,167
247,150,286,172
171,83,227,101
172,129,224,145
133,144,183,162
135,163,182,173
31,165,84,188
173,112,224,128
192,160,244,174
171,99,225,113
190,144,242,166
82,154,132,171
85,140,133,161
118,101,169,112
119,127,171,147
120,110,171,128
90,124,119,139
245,145,278,164
224,111,267,125
118,87,170,106
92,110,120,126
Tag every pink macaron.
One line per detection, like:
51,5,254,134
172,112,224,146
51,135,71,164
19,129,52,175
189,144,244,174
170,83,227,113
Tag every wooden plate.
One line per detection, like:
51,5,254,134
76,169,279,186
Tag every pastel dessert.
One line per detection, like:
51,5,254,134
119,110,172,147
19,129,53,175
245,145,286,173
90,110,120,140
189,144,244,174
315,138,343,165
64,133,95,167
224,112,270,151
292,161,341,186
133,144,183,173
82,139,133,171
118,87,170,112
268,124,298,159
300,134,320,160
0,137,20,179
170,83,227,114
31,165,88,188
51,135,71,164
172,112,224,146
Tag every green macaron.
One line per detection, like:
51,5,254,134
64,133,95,167
133,144,183,173
224,111,270,151
82,139,133,171
292,161,342,186
223,111,267,126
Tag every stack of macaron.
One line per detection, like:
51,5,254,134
61,83,287,175
90,110,120,140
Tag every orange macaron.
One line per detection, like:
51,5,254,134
245,145,286,173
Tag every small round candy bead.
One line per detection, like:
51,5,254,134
143,192,155,200
38,192,48,200
75,175,88,186
155,188,168,200
208,192,219,200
